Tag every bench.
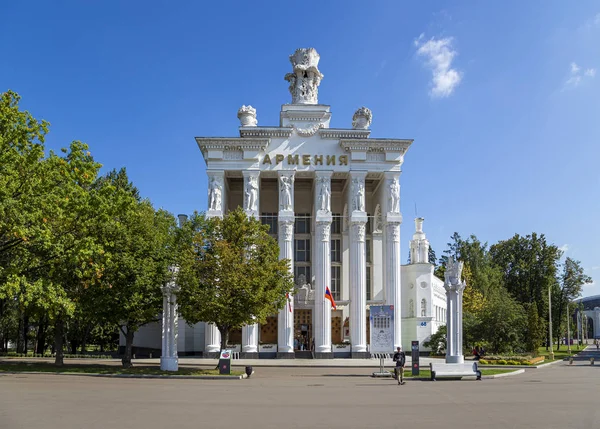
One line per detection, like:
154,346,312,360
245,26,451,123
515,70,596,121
429,362,481,381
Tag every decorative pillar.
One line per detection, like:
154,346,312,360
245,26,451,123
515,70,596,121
444,256,466,364
161,266,180,371
204,170,225,357
349,171,369,358
241,170,260,358
314,171,333,357
384,172,402,349
277,171,295,358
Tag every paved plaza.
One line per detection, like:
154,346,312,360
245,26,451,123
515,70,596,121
1,353,599,429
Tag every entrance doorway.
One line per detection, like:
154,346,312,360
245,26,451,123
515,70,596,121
294,309,312,351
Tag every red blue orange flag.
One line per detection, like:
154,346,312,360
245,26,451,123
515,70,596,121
325,286,337,310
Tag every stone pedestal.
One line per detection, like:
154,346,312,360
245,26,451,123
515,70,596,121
445,257,466,364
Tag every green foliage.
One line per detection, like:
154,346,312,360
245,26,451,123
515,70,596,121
424,325,446,355
497,359,507,365
178,208,294,349
526,303,544,354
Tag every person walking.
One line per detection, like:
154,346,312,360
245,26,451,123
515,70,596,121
392,346,406,385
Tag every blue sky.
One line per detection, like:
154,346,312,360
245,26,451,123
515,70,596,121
2,1,599,295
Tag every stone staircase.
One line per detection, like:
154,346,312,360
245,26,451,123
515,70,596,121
295,351,313,359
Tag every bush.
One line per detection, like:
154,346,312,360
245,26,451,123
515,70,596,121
497,359,507,365
478,359,488,365
506,360,520,365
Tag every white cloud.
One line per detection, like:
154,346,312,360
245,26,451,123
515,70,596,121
414,34,462,98
559,244,570,253
592,266,600,271
564,62,595,89
581,13,600,31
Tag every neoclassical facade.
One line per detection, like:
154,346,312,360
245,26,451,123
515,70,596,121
124,48,447,358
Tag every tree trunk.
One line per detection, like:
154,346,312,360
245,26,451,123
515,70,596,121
16,313,23,353
218,327,230,352
36,319,48,355
80,323,91,354
21,314,29,354
54,318,65,366
121,327,134,369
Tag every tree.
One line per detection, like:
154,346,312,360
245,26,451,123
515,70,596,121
490,233,561,318
477,287,526,354
525,303,544,355
177,208,294,351
554,258,591,350
428,246,437,267
424,325,446,355
90,169,178,368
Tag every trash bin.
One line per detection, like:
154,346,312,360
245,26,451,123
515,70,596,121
219,350,231,375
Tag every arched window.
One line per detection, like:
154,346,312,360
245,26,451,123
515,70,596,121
421,299,427,317
409,299,414,318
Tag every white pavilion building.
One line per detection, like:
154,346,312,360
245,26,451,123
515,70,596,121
124,48,447,358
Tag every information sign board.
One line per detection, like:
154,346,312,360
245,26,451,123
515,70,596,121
369,305,395,354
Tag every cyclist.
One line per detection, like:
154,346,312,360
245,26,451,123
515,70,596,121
392,346,406,385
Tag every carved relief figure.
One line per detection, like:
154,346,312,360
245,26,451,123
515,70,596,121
209,176,222,211
389,178,400,213
245,175,258,212
280,176,293,211
352,178,365,212
318,177,331,212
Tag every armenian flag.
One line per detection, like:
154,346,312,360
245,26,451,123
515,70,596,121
325,286,337,310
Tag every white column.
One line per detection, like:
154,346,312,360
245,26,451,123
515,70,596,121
383,172,402,349
242,170,260,355
204,170,226,354
314,171,333,355
349,171,368,355
277,171,295,355
161,294,168,358
171,294,178,358
444,258,466,364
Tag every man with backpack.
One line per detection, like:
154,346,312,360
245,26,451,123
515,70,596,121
392,346,406,385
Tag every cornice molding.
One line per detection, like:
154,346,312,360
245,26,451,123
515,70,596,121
320,128,371,139
339,138,413,153
239,127,293,138
195,137,270,162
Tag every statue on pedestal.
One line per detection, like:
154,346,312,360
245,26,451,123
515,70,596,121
209,176,222,211
245,175,258,212
280,175,293,211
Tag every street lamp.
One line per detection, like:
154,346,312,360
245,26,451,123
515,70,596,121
548,285,555,360
566,302,571,354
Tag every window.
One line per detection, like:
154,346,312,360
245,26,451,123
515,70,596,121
295,213,311,234
294,266,311,286
331,266,341,301
366,239,372,263
366,266,372,301
365,214,372,234
261,213,278,235
294,239,311,262
331,214,342,234
421,299,427,317
331,239,341,262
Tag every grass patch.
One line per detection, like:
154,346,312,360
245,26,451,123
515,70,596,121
0,362,242,377
537,346,580,362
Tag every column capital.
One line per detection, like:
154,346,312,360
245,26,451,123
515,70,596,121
350,221,366,242
386,222,400,242
279,219,294,242
316,220,331,242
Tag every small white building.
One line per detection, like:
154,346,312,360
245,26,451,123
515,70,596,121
124,48,446,358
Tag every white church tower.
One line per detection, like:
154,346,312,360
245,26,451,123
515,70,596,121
401,218,447,352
